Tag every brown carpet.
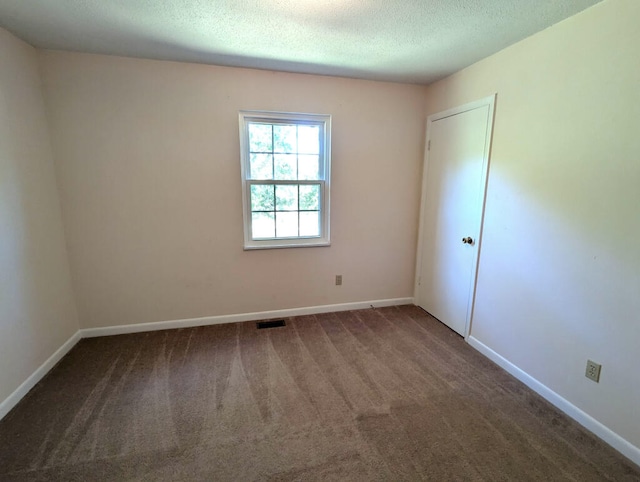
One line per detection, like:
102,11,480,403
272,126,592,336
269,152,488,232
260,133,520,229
1,305,638,481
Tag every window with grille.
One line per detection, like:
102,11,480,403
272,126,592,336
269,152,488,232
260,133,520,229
239,111,331,249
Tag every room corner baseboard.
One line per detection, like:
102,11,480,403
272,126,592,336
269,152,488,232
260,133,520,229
80,297,415,338
0,331,82,421
0,298,413,421
467,336,640,467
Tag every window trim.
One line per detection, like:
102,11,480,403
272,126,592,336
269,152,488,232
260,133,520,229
239,110,331,250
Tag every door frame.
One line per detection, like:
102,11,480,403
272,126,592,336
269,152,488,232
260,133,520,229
414,94,497,339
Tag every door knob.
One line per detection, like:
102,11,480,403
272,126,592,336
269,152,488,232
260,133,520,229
462,237,473,245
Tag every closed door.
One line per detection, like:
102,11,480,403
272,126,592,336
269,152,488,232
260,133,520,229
416,96,495,336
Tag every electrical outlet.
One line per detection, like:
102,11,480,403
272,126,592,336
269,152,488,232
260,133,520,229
585,360,601,383
335,275,342,286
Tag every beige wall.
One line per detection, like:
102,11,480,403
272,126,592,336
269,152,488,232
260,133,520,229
38,51,426,329
0,29,79,406
424,0,639,450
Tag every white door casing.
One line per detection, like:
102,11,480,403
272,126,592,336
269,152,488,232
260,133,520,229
415,95,496,337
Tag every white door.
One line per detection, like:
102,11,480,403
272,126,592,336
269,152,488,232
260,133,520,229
416,96,495,337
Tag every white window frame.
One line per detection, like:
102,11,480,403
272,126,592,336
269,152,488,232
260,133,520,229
239,110,331,250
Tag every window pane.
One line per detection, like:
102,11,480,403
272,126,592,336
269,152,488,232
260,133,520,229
250,184,274,211
273,125,297,153
241,112,330,248
249,124,272,152
299,211,320,237
298,155,320,180
274,154,296,180
276,212,298,238
250,154,273,180
252,212,275,239
275,185,298,211
299,184,320,210
298,125,319,154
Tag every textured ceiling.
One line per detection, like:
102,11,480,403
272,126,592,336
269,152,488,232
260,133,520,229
0,0,603,84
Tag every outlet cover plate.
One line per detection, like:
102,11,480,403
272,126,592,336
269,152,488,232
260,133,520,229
585,360,601,383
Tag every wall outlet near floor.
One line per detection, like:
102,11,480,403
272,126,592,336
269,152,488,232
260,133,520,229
335,275,342,286
585,360,601,383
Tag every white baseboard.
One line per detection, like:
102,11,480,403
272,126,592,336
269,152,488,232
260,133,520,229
0,331,82,421
467,335,640,467
0,298,412,422
80,297,415,338
5,302,636,471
